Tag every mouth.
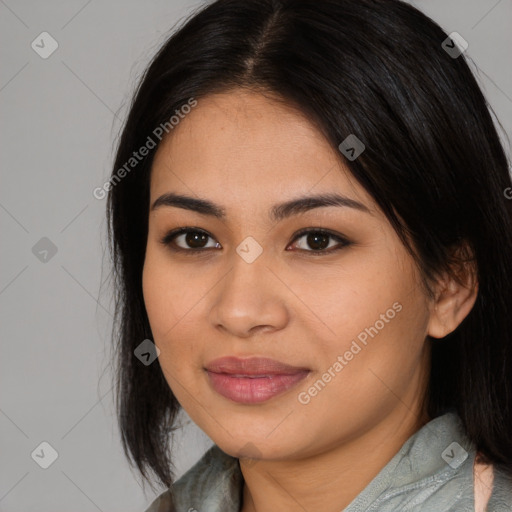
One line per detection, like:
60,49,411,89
204,356,310,404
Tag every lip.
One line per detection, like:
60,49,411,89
205,356,310,404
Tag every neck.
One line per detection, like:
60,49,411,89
240,405,431,512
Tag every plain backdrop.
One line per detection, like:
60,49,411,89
1,1,511,511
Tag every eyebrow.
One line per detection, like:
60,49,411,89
150,192,371,222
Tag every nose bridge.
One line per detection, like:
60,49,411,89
209,246,289,336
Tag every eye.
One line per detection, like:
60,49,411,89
288,228,351,255
160,227,220,252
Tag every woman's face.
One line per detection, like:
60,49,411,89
142,89,433,461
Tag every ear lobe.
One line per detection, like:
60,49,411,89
427,245,478,339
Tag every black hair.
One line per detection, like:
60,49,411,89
106,0,512,493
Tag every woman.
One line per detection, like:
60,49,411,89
106,0,512,510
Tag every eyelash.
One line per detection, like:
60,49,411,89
159,227,351,256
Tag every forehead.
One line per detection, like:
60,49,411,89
149,90,374,213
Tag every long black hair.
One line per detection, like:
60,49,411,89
106,0,512,492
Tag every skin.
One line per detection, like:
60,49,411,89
142,89,478,512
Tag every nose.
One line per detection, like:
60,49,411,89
208,252,290,339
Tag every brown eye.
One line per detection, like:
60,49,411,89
160,228,220,252
289,229,351,254
181,231,209,249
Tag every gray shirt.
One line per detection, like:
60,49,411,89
145,411,512,511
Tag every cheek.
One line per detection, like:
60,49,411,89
142,246,201,338
302,248,429,380
142,248,209,377
142,260,173,339
290,261,404,349
295,296,429,436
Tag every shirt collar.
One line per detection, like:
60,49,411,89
169,411,474,512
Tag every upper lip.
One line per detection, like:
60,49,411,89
205,356,310,376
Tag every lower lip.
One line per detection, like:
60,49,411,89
206,370,309,404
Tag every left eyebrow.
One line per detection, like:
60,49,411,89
270,193,372,221
150,192,372,221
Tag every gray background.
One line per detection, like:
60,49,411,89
1,1,511,511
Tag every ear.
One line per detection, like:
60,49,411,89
427,243,478,339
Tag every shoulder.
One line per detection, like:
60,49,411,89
143,444,243,512
482,459,512,512
144,489,173,512
343,412,510,511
